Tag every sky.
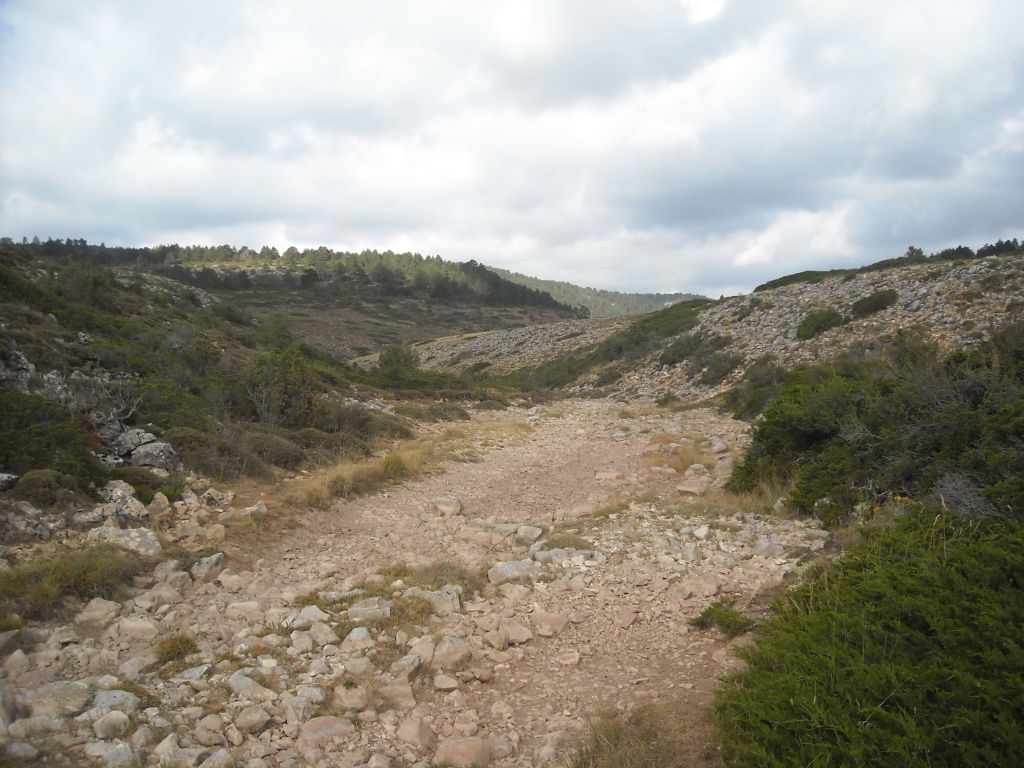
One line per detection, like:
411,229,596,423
1,1,1022,296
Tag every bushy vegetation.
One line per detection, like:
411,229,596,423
512,299,714,391
487,265,704,318
0,545,145,621
796,307,845,340
729,325,1024,524
689,599,753,638
724,356,789,420
0,244,517,483
851,288,899,318
0,390,104,494
754,240,1023,293
715,510,1024,767
566,706,694,768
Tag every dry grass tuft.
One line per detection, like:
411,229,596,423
156,632,199,664
566,704,720,768
296,446,432,508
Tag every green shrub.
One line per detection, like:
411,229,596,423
699,352,743,386
0,545,145,621
245,430,305,469
377,344,420,372
725,356,789,419
658,332,704,366
689,598,753,638
164,426,270,480
796,307,845,340
715,511,1024,767
594,367,623,386
729,324,1024,523
12,469,79,507
0,389,103,492
851,288,899,318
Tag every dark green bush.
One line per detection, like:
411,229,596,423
715,511,1024,767
377,344,420,370
658,332,704,366
698,352,743,386
729,325,1024,524
0,389,103,492
12,469,79,507
594,367,623,386
796,307,846,340
725,356,789,419
245,430,305,469
163,426,270,480
852,288,899,318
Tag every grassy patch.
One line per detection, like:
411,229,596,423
156,632,199,663
714,511,1024,766
566,705,707,768
379,561,488,596
0,545,146,621
689,599,753,638
298,446,432,507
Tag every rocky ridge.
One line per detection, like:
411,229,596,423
417,253,1024,397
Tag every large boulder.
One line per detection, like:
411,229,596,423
129,441,180,471
86,526,162,557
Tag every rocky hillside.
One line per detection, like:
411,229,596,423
416,251,1024,399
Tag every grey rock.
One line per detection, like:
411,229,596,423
86,525,162,556
191,553,226,582
235,704,270,733
93,689,142,714
487,559,542,585
94,710,130,739
348,597,392,622
0,474,18,491
130,441,180,471
431,495,463,516
23,680,90,717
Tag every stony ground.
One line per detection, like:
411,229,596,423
0,401,832,767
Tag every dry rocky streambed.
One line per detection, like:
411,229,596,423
1,401,832,767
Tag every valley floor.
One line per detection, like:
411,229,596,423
5,400,832,767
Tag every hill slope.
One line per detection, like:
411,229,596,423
488,265,703,317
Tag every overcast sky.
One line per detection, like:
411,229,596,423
1,1,1022,296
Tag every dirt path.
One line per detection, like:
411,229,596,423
9,399,831,768
185,399,815,766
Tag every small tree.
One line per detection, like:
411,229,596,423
377,344,420,373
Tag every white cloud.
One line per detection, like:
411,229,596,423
0,0,1022,296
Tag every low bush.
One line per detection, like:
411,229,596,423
698,352,742,386
851,288,899,318
796,307,845,340
12,469,79,507
724,356,788,419
0,389,104,493
163,426,270,480
714,511,1024,766
245,430,305,469
729,324,1024,523
0,545,145,621
689,598,753,638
